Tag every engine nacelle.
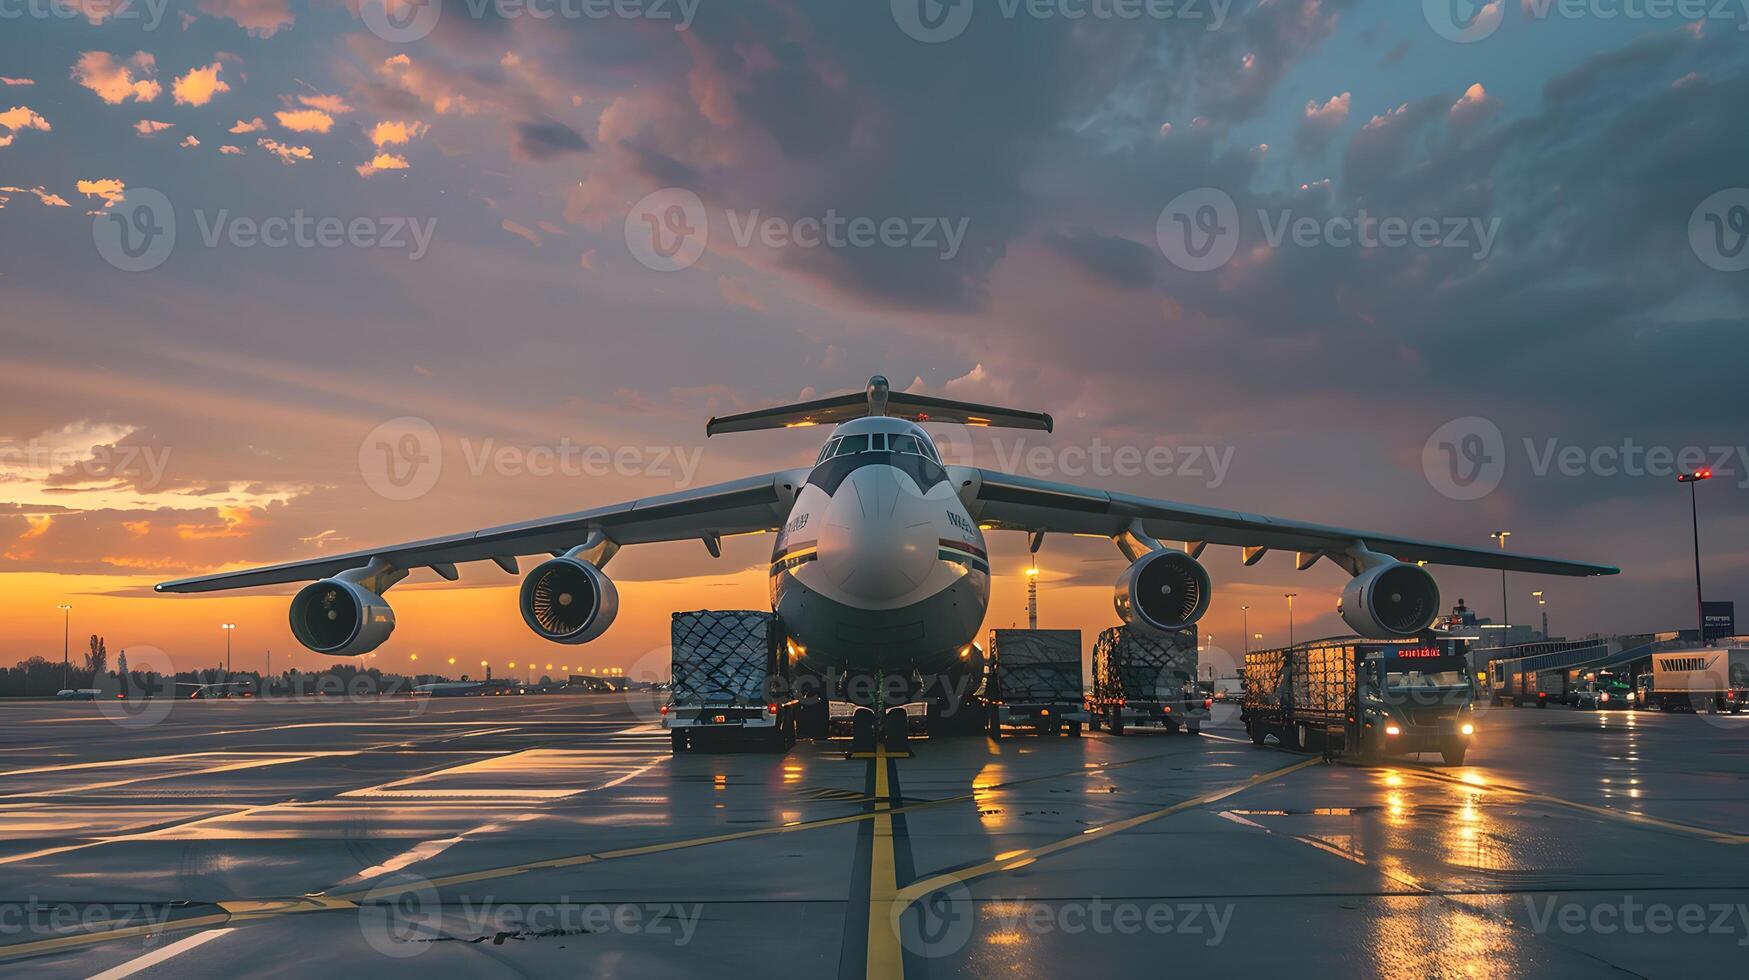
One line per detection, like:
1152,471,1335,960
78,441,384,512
1114,550,1212,631
1339,561,1440,638
519,556,619,644
289,579,395,656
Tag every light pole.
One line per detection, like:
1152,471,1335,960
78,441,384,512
1532,591,1547,639
1679,469,1713,644
1490,530,1511,626
56,604,71,690
1241,605,1250,657
1025,562,1040,630
1284,593,1297,648
221,623,236,675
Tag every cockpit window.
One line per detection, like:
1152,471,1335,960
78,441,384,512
833,434,869,456
815,438,841,464
890,434,920,456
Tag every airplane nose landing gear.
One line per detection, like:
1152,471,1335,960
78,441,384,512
845,672,917,757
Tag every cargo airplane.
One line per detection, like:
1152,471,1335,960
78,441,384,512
159,377,1616,733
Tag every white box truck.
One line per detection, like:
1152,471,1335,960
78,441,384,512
1636,648,1749,714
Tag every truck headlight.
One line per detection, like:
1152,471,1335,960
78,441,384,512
1460,723,1474,736
1385,724,1401,736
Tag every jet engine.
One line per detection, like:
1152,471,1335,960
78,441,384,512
1114,549,1212,631
289,578,395,656
1339,561,1440,638
519,555,619,644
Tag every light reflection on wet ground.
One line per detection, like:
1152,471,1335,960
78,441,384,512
0,698,1743,978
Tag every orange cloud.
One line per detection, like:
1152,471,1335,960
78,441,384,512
76,178,126,208
257,138,311,164
219,144,244,155
0,185,71,208
198,0,294,37
297,93,351,114
133,119,175,137
71,52,161,105
180,135,201,148
0,77,34,86
355,153,410,177
0,105,51,147
274,109,334,133
172,63,230,107
229,117,266,133
368,119,429,147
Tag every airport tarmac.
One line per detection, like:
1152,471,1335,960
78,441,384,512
1,694,1746,979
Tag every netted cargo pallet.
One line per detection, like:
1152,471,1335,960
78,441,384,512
989,629,1083,703
1092,625,1198,702
671,610,779,706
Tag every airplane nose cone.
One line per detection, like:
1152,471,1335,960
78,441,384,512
817,463,938,602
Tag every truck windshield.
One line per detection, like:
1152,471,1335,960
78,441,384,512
1385,669,1468,689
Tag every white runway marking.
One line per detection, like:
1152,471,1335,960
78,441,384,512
84,928,234,980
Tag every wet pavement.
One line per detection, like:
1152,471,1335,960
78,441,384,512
1,694,1745,978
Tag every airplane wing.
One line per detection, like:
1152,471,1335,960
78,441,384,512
156,469,809,594
961,468,1618,577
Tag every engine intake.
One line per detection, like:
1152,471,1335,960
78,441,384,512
289,579,395,656
520,556,619,644
1115,550,1211,631
1339,561,1440,638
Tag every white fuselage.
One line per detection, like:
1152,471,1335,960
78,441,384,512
769,417,990,675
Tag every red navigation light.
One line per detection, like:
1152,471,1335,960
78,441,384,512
658,704,669,715
767,703,779,715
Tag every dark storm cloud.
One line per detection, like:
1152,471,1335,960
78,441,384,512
513,119,591,160
1043,230,1157,290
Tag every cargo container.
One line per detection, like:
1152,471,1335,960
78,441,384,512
985,629,1088,738
1087,625,1208,735
664,610,799,753
1242,635,1475,765
1636,649,1749,713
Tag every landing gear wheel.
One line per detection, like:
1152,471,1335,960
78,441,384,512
1067,720,1082,738
884,707,910,754
1109,707,1126,736
1247,722,1267,746
988,709,1004,740
850,707,877,754
1282,723,1304,751
1441,743,1468,766
1186,721,1201,736
670,730,689,754
1088,710,1102,732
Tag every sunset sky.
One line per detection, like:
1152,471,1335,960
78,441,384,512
2,1,1745,680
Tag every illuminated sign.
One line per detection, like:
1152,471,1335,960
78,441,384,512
1392,647,1446,660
